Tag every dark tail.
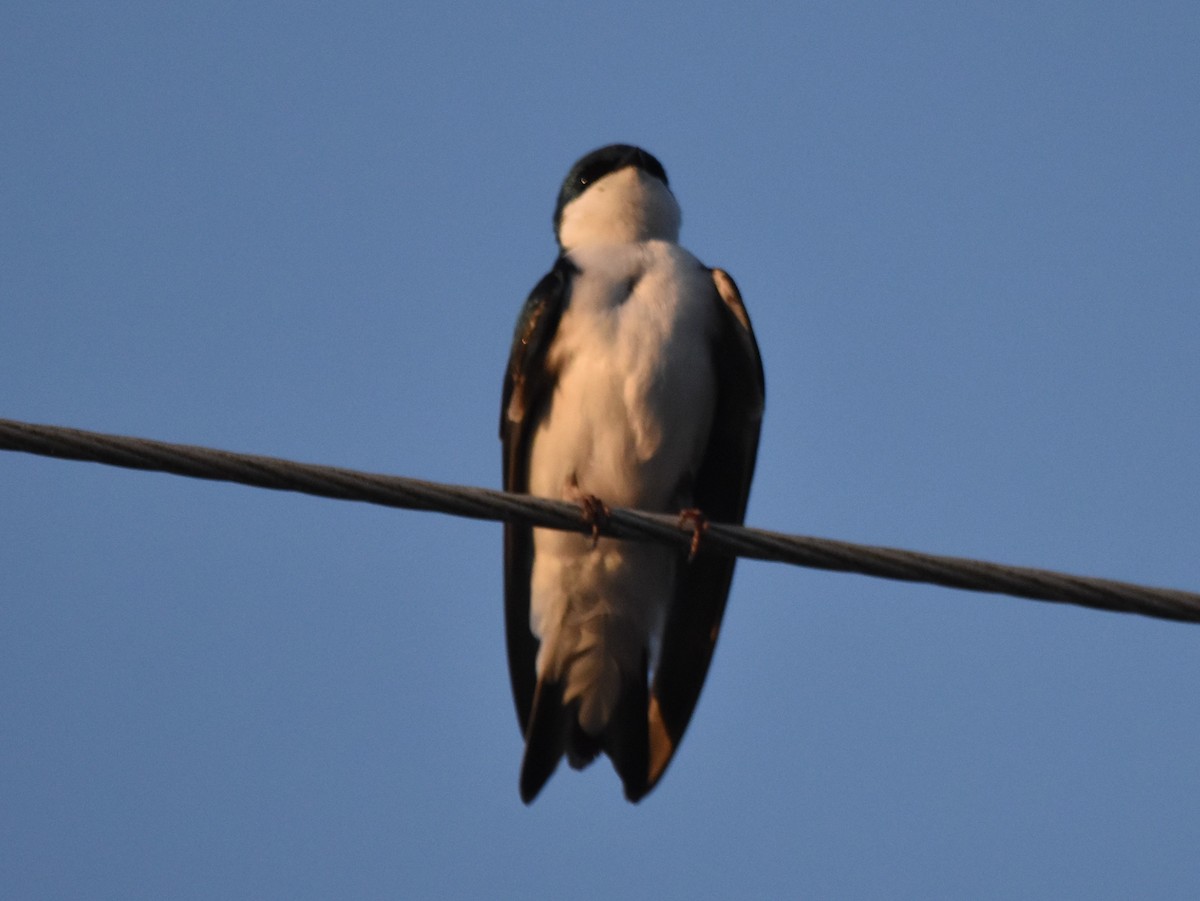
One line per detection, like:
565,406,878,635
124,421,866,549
519,655,651,804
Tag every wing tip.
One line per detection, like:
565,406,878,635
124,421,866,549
604,663,651,803
518,678,566,803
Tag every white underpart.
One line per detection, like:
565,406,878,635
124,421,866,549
528,166,719,734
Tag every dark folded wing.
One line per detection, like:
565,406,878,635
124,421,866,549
500,256,576,732
647,267,765,787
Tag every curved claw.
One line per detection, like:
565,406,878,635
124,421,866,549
677,508,709,562
578,494,611,547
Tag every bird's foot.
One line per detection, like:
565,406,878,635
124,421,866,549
577,494,611,548
677,508,709,562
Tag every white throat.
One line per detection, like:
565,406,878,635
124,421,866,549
557,167,682,250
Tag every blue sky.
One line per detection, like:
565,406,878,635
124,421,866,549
3,2,1199,898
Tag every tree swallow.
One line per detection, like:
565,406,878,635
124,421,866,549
500,144,765,803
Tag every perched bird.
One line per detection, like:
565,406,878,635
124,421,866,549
500,144,764,803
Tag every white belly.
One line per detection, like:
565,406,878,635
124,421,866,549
526,240,718,733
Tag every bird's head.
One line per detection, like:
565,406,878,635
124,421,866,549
553,144,681,250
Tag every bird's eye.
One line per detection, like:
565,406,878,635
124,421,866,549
576,161,609,189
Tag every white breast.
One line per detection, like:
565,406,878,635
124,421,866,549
526,239,719,733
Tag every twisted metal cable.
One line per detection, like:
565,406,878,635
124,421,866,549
2,416,1198,624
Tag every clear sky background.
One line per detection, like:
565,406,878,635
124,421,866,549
3,3,1199,898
